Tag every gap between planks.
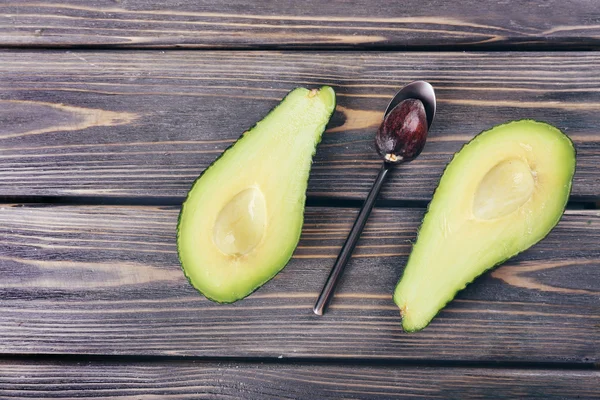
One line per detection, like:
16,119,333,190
0,353,597,370
0,195,597,210
4,43,600,52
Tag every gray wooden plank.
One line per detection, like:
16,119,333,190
1,50,599,201
0,360,598,399
1,1,600,49
0,204,598,362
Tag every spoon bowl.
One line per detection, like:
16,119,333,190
384,81,436,129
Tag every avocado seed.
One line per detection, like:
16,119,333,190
375,98,428,164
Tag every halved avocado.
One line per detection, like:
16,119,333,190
177,87,336,303
394,120,576,332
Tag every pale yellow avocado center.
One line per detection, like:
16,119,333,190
212,187,267,256
473,159,536,220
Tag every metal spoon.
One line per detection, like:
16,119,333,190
313,81,436,316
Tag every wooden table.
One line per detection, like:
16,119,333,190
1,1,599,398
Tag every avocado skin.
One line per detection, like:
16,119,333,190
176,87,336,303
395,119,576,332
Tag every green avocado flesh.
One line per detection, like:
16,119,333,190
394,120,576,332
177,87,336,303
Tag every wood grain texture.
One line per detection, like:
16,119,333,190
1,1,600,49
1,50,600,201
1,360,599,400
0,204,598,362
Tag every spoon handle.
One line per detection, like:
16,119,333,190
313,162,391,316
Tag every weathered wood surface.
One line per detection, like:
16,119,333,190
1,51,600,201
1,360,598,400
2,2,599,396
0,204,598,362
1,1,600,49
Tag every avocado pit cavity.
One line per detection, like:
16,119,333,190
473,159,535,220
213,187,267,256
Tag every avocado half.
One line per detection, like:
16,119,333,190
177,87,336,303
394,120,576,332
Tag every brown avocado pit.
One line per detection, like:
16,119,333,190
375,98,428,164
